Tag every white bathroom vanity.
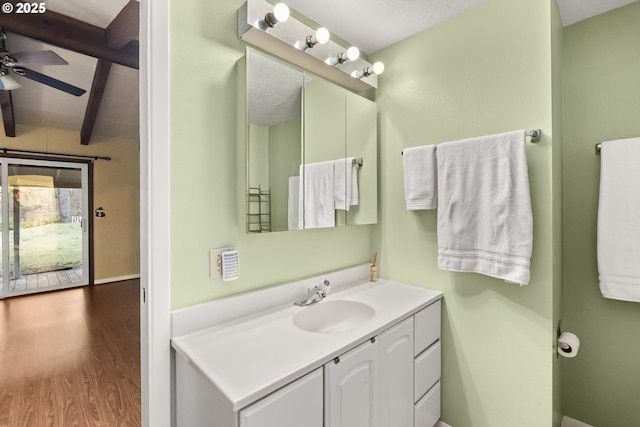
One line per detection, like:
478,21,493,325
171,265,442,427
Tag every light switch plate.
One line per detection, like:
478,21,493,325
210,247,235,279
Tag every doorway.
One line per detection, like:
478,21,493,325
0,158,90,298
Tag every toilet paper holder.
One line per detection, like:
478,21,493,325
556,321,580,359
555,321,577,358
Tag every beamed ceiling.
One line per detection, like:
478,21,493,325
0,0,139,145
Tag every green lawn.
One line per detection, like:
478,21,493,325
0,222,83,274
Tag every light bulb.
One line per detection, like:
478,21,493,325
364,62,384,77
273,3,289,22
372,62,384,75
315,27,330,45
299,27,331,50
264,3,289,28
326,46,360,66
352,61,385,80
346,46,360,62
0,73,21,90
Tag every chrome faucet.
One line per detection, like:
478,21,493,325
294,280,331,307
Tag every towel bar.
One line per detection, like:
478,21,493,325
401,129,542,155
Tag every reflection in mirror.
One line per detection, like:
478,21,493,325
302,78,377,229
247,49,303,232
245,48,377,233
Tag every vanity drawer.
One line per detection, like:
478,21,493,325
415,381,440,427
414,340,441,403
414,300,441,356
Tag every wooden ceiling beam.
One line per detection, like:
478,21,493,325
107,0,140,49
81,59,112,145
0,1,138,69
0,91,16,138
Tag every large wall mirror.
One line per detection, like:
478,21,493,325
244,48,377,233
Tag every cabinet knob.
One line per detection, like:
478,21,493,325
333,357,340,364
370,337,376,344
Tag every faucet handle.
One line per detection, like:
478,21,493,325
319,279,331,293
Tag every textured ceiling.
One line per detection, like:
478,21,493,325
285,0,489,54
248,49,305,127
556,0,638,26
284,0,639,54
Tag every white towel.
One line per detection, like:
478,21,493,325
288,176,301,231
299,161,335,229
403,145,437,210
436,130,533,285
334,158,359,211
597,137,640,302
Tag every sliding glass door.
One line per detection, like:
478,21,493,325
0,158,89,298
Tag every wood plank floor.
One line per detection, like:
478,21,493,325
0,280,141,427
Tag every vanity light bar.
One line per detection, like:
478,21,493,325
238,0,379,92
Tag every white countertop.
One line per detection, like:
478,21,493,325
171,278,441,412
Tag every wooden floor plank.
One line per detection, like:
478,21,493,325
0,280,141,426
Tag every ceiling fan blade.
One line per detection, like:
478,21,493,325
13,67,86,96
4,51,69,66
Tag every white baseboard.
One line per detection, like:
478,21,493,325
432,416,589,427
94,274,141,285
562,416,594,427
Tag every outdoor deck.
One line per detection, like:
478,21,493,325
6,268,84,292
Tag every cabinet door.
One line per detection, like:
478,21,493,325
239,369,323,427
379,317,414,427
325,339,380,427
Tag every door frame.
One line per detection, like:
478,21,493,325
140,0,172,426
0,155,94,298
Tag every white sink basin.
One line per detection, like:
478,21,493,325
293,300,375,334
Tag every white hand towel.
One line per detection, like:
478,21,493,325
436,130,533,285
299,161,335,229
403,145,437,210
288,176,301,231
334,158,359,211
597,137,640,302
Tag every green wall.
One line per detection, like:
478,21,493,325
170,0,371,309
248,123,269,189
169,0,640,425
550,1,564,425
371,0,561,425
562,3,640,426
269,117,301,232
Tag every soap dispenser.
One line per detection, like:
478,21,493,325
370,252,378,282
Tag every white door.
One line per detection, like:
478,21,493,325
379,317,414,427
325,339,380,427
0,158,89,298
239,369,323,427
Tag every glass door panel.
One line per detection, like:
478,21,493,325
0,159,88,297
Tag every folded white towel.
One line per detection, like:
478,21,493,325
403,145,437,210
597,137,640,302
334,158,359,211
299,161,335,229
288,176,301,231
436,130,533,285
